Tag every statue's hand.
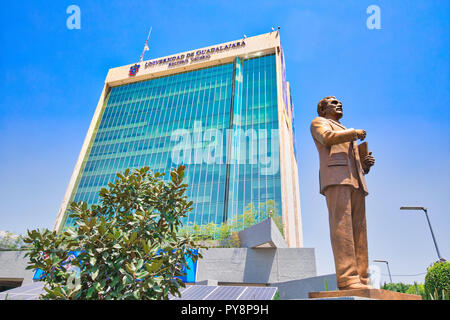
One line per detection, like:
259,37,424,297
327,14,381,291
355,129,366,141
363,152,375,168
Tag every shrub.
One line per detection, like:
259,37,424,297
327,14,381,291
24,166,201,300
273,290,280,300
425,261,450,300
177,200,283,247
405,282,425,299
0,231,25,250
381,282,410,293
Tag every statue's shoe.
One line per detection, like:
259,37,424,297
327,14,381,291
338,282,371,290
359,278,373,288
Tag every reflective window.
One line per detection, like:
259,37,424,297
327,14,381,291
63,54,281,234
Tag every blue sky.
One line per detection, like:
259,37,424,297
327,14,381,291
0,0,448,285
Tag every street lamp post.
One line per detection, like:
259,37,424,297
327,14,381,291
374,259,393,283
400,206,443,261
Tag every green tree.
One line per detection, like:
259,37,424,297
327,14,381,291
203,222,217,240
262,199,279,219
0,231,25,250
176,199,283,247
24,166,201,300
217,223,232,242
242,203,257,228
381,282,411,293
266,201,284,237
425,261,450,300
405,282,425,299
192,224,202,240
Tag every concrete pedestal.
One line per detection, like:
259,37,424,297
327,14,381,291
196,247,317,284
309,289,422,300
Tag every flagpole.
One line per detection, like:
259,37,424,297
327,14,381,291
140,26,152,62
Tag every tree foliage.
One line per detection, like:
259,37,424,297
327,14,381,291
405,282,425,299
177,200,283,247
381,282,410,293
24,165,201,300
0,231,25,250
425,261,450,300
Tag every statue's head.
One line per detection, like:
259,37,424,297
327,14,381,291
317,96,343,120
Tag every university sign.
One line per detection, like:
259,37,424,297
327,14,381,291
145,40,246,69
129,40,245,77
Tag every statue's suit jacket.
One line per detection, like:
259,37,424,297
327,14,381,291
310,117,368,196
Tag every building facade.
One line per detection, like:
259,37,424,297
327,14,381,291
54,32,303,247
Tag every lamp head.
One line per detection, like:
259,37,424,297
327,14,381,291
373,260,388,264
400,206,427,212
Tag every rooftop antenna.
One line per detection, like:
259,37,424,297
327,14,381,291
140,26,152,62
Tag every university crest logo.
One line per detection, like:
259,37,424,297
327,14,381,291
129,64,140,76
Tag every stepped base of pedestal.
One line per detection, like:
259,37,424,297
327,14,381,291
309,289,422,300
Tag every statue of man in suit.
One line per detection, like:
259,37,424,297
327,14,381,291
310,96,375,290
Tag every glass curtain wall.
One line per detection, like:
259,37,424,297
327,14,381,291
226,54,281,229
63,63,234,228
62,54,281,233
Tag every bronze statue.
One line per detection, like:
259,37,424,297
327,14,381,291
310,96,375,290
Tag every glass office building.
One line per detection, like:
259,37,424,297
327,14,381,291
55,32,303,247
